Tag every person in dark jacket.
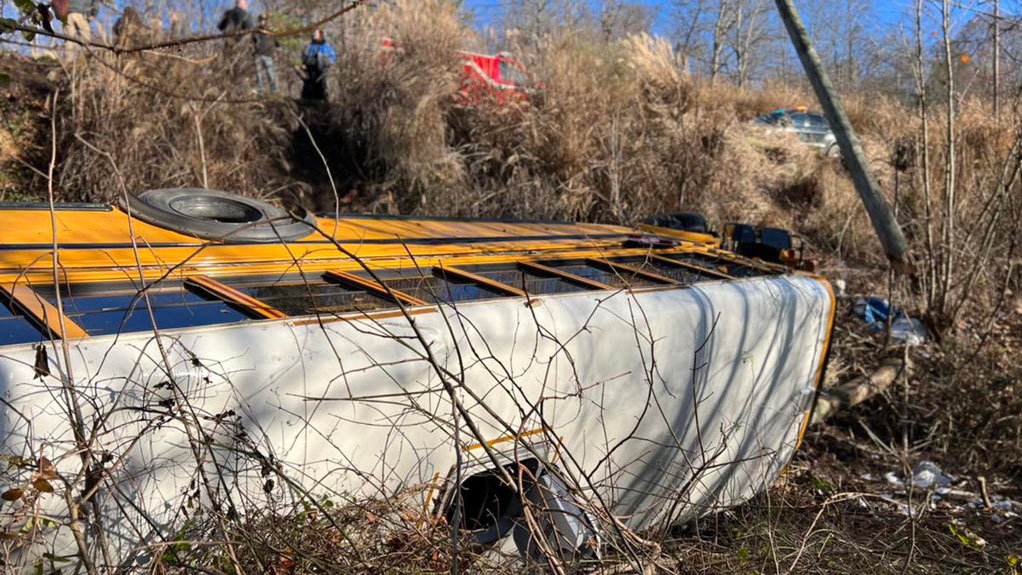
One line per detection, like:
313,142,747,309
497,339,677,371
253,14,279,93
64,0,99,43
218,0,253,39
301,29,337,101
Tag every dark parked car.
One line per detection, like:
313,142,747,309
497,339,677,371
752,108,840,158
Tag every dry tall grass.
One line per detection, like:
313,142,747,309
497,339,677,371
39,36,298,205
1,4,899,267
3,0,1018,312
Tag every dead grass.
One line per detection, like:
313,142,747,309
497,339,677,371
2,9,1014,281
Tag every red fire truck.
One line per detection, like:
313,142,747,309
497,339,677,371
382,37,537,105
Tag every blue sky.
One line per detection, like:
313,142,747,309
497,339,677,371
464,0,674,34
460,0,978,38
0,1,1004,44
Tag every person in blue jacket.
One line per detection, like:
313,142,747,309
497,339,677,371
301,29,337,101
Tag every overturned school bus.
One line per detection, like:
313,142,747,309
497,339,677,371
0,189,834,569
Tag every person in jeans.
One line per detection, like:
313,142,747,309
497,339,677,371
64,0,99,44
301,29,337,101
253,14,279,93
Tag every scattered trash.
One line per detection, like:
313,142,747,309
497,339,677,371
992,499,1015,512
882,461,955,491
834,279,847,297
884,471,903,487
894,501,930,518
854,297,893,325
867,461,1022,522
853,297,929,344
890,317,930,346
911,461,954,489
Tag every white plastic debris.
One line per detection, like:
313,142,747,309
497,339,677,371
894,502,926,517
992,498,1015,512
882,461,954,490
873,463,1020,520
852,297,930,345
890,317,930,346
911,461,953,489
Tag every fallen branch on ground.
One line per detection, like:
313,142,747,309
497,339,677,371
812,354,911,425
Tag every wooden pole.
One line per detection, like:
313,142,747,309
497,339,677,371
773,0,910,268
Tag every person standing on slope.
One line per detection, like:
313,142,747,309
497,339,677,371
301,29,336,101
64,0,100,44
253,14,280,93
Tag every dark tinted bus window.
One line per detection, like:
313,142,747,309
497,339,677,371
57,290,248,336
0,301,45,346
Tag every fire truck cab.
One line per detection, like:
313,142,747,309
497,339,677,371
381,37,537,105
458,50,536,103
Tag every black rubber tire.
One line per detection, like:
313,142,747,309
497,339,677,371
641,212,708,234
121,188,316,243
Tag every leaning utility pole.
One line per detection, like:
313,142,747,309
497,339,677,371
773,0,910,268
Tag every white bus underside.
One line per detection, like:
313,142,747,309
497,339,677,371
0,273,832,569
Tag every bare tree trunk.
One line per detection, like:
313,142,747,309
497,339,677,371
914,0,937,310
844,0,856,88
600,0,623,41
675,0,707,61
733,1,744,86
939,0,956,318
993,0,1000,117
733,0,765,89
710,0,731,80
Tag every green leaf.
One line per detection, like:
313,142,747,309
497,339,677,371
12,0,35,15
20,29,35,42
947,522,986,550
0,73,10,89
0,17,18,34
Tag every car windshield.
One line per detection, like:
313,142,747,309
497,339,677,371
810,114,830,128
499,60,532,87
789,113,811,128
754,111,790,126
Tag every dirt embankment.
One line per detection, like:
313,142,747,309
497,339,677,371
0,54,57,199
